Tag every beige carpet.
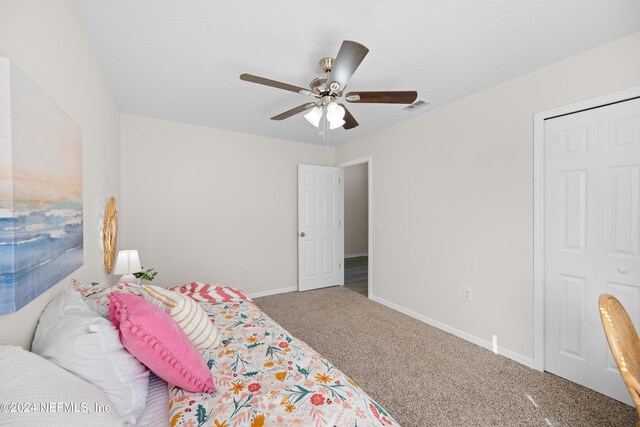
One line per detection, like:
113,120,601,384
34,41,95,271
254,286,636,427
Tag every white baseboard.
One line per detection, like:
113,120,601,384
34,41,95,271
345,252,368,259
248,286,297,299
369,294,534,369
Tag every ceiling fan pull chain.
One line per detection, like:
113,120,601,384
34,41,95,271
325,110,329,149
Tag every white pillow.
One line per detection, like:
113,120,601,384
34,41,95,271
0,345,123,426
31,290,149,425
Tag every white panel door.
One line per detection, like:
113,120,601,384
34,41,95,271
298,164,344,291
545,97,640,405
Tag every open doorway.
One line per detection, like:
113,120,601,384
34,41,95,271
342,162,369,297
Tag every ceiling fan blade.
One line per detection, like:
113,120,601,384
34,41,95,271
240,73,308,94
271,103,317,120
346,91,417,104
327,41,369,92
340,104,359,130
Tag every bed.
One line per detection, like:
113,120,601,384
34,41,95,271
17,281,399,426
164,283,398,427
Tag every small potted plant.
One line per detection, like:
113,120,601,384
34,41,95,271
134,267,158,283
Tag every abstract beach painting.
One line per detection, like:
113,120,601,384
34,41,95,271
0,57,83,314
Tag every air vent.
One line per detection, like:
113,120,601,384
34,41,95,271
403,100,430,111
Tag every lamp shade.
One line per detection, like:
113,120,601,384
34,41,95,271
304,106,323,127
326,102,345,123
329,118,345,129
113,250,142,275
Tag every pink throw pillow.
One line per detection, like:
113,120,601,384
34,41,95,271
108,292,214,393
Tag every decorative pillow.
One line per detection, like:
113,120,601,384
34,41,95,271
31,290,149,425
140,285,220,350
108,292,214,393
0,345,123,426
71,279,141,318
168,282,252,304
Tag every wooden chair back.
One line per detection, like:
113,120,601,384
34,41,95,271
599,293,640,424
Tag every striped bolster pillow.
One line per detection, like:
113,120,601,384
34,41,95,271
140,285,220,350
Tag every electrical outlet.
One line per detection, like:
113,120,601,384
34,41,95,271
463,287,472,301
239,262,246,272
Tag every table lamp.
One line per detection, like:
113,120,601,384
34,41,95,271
113,249,142,285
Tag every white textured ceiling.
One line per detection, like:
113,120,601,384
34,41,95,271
74,0,640,146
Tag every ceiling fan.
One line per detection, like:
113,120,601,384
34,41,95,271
239,40,418,131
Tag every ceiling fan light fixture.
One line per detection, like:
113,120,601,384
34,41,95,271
326,102,345,123
329,118,345,130
304,106,323,127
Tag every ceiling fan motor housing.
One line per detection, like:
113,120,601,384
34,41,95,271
321,95,334,106
309,76,328,95
311,57,343,97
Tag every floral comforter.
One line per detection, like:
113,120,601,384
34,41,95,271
167,284,399,427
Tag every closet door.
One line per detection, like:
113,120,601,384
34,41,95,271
594,99,640,402
544,97,640,405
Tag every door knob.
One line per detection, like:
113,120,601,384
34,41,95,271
617,265,628,274
299,232,305,237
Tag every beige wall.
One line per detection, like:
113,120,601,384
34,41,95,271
344,164,368,256
0,0,121,348
336,32,640,359
120,114,334,295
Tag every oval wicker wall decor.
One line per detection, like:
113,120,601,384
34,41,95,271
103,196,118,274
